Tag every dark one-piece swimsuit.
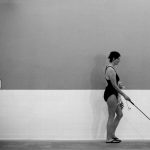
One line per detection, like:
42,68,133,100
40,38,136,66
104,66,120,101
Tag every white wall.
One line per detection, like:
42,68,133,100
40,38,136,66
0,90,150,140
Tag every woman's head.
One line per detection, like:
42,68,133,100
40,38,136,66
108,51,121,65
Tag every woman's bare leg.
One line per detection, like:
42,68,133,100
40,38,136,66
112,104,123,138
106,95,118,140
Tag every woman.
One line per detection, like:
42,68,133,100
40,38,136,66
104,51,131,143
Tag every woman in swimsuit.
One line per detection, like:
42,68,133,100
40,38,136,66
104,51,131,143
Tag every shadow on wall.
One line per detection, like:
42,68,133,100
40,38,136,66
90,90,108,139
90,54,106,89
89,54,108,139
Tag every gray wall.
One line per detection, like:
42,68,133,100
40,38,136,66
0,0,150,89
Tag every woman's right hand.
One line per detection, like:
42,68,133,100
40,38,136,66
124,94,131,102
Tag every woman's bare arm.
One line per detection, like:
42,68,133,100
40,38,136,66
107,68,126,97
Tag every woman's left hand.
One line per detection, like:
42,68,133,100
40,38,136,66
118,81,125,89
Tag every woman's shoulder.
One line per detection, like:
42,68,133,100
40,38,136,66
105,66,117,77
105,66,116,72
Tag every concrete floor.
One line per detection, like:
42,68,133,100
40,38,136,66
0,140,150,150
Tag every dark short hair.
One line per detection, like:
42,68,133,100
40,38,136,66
108,51,121,62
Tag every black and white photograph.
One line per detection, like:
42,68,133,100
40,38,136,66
0,0,150,149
